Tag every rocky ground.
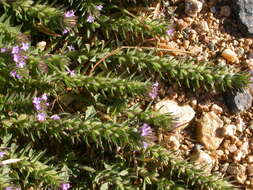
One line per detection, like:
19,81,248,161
150,0,253,189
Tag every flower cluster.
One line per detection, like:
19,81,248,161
9,43,29,79
139,123,156,148
5,187,21,190
63,10,77,34
86,4,103,23
0,151,6,158
148,82,159,99
32,94,60,122
59,183,71,190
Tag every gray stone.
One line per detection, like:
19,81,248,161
232,0,253,36
223,89,252,113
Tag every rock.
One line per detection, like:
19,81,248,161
185,0,203,17
228,163,246,175
227,163,247,184
220,5,231,17
248,165,253,176
198,21,209,33
196,112,224,150
221,49,238,63
191,149,214,172
36,41,47,51
228,144,238,153
247,156,253,163
223,89,253,113
155,99,195,130
233,149,246,162
221,124,236,137
165,135,180,150
232,0,253,36
210,104,223,114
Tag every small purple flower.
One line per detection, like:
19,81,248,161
0,151,6,158
95,5,103,10
41,93,48,101
67,45,75,51
60,183,71,190
0,48,7,53
140,123,152,137
21,42,29,51
15,188,21,190
37,113,47,121
5,187,12,190
51,114,60,120
166,28,174,35
64,10,75,18
87,15,95,23
143,142,149,148
63,29,70,34
66,68,75,76
148,82,159,99
33,97,42,105
16,60,26,68
12,46,20,54
13,54,20,63
10,70,22,79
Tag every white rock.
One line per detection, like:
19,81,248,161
211,104,223,114
185,0,203,17
36,41,47,51
221,49,238,63
191,149,214,172
155,99,195,130
166,135,180,150
221,124,236,137
196,111,224,150
233,150,246,162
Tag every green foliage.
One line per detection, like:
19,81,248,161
0,0,246,189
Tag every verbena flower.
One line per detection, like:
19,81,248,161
60,183,71,190
12,46,20,54
67,45,75,51
87,15,95,23
21,42,29,51
0,151,6,158
63,29,69,34
51,114,60,120
64,10,75,18
10,70,22,79
66,68,75,76
148,82,159,99
16,60,26,68
166,28,174,35
37,113,47,121
139,123,152,136
95,5,103,10
0,48,7,52
5,187,12,190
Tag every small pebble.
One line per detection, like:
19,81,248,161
221,49,238,62
185,0,203,17
211,104,223,114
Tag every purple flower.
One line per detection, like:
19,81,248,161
33,97,42,105
67,45,75,51
60,183,71,190
87,15,95,23
5,187,12,190
148,82,159,99
16,60,26,68
10,70,22,79
64,10,75,18
21,42,29,51
0,151,6,158
143,142,149,148
41,93,48,101
0,48,7,53
95,5,103,10
13,54,20,63
12,46,20,54
63,29,70,34
139,123,152,137
51,114,60,120
166,29,174,35
37,113,47,121
66,68,75,76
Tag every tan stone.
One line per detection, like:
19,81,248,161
211,104,223,114
248,165,253,176
221,49,238,62
196,112,224,150
191,149,214,172
155,99,195,131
